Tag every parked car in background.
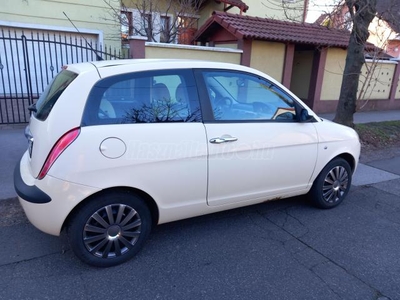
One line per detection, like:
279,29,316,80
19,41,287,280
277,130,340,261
14,59,360,267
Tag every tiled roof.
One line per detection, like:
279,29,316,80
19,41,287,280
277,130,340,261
195,11,353,48
218,0,249,12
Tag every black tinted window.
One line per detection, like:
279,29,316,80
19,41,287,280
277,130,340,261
35,70,78,121
82,69,202,125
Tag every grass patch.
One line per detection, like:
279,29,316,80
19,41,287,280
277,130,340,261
355,121,400,148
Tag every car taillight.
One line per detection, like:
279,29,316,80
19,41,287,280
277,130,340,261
37,127,80,180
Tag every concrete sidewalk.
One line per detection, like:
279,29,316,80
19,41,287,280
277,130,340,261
1,110,400,200
0,125,27,200
319,109,400,123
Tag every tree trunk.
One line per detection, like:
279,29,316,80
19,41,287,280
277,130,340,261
333,0,377,127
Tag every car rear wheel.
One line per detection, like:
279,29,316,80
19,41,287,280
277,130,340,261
309,158,352,209
68,191,152,267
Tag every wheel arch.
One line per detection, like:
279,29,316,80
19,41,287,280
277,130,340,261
309,153,355,209
335,152,357,173
62,186,160,232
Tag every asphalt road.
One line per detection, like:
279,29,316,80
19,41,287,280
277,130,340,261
1,181,400,300
2,115,400,300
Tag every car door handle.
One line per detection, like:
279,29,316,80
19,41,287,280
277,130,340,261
209,136,238,144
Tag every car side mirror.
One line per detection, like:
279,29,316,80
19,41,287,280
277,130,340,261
299,109,314,122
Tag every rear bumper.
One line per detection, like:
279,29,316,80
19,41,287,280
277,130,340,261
14,160,51,204
15,152,101,236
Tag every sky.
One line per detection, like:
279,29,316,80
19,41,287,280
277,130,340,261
306,0,339,23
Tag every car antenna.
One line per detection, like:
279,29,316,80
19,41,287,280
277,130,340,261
63,11,103,61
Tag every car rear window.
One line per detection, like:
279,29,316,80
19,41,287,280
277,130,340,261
35,70,78,121
82,69,202,126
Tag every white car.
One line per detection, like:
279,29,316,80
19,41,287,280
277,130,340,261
14,59,360,267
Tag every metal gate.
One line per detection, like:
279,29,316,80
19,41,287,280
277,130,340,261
0,29,127,124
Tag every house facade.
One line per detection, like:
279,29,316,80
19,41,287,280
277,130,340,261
124,10,400,113
314,0,400,58
200,0,308,23
0,0,122,124
0,0,121,48
120,0,309,44
192,11,400,113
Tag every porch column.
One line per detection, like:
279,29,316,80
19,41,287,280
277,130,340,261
307,47,328,110
282,43,295,88
238,39,252,67
128,36,148,59
389,60,400,103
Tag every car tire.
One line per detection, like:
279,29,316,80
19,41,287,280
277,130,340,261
67,191,152,267
309,158,352,209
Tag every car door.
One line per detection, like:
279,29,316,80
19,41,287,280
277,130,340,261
197,70,319,206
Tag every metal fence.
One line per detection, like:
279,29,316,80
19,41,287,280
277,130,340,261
0,29,127,124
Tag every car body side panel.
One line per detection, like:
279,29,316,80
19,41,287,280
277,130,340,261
18,152,101,236
310,120,360,181
29,67,100,178
48,123,208,217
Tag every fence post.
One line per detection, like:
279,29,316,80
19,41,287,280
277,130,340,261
128,36,147,59
389,60,400,103
21,34,34,106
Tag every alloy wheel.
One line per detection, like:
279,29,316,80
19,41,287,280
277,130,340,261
83,204,142,259
322,166,349,204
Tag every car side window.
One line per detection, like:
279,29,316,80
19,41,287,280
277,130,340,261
202,71,297,122
82,70,202,125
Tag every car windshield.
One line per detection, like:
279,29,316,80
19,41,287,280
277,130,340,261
35,70,78,121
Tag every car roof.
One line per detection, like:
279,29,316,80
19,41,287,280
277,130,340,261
88,59,270,81
63,59,262,77
89,59,242,70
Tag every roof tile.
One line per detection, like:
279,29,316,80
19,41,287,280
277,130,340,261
196,11,353,48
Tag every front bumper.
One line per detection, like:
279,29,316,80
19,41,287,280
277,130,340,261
14,152,101,236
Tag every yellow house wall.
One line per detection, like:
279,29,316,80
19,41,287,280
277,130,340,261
215,44,238,49
0,0,120,49
321,48,396,101
250,41,285,82
145,43,242,64
198,0,305,27
320,48,347,100
198,2,221,27
123,0,215,32
227,0,305,21
290,50,314,100
359,61,395,100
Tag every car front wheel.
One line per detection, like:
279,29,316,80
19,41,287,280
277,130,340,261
309,158,352,209
68,191,152,267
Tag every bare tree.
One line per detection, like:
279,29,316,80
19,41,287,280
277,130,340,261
283,0,394,127
310,0,400,126
104,0,206,44
333,0,377,127
357,21,398,110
